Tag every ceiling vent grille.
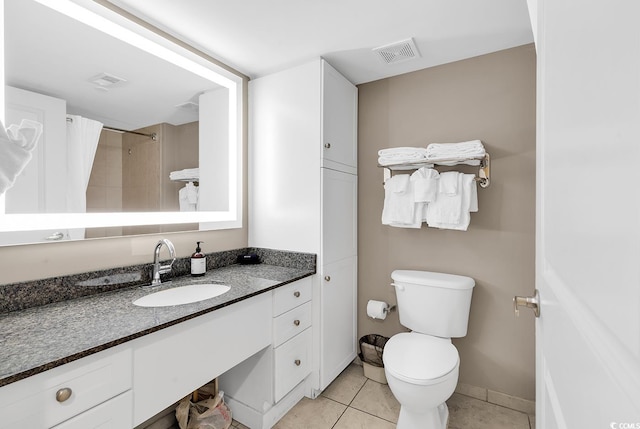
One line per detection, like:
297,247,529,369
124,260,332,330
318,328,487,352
89,72,127,89
372,38,420,65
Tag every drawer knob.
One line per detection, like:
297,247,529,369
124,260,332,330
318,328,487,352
324,276,331,282
294,359,301,366
324,143,331,149
294,319,301,326
293,291,301,298
56,387,72,403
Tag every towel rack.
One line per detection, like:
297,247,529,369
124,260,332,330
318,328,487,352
379,153,491,188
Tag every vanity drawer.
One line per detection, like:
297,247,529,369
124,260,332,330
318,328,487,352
273,301,312,347
0,346,132,429
273,277,312,316
274,328,312,402
52,391,132,429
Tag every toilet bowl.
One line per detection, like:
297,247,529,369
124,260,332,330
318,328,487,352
383,270,475,429
383,333,459,429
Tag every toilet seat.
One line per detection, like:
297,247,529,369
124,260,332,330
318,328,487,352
383,333,459,386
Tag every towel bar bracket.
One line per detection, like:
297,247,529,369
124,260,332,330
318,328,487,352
476,153,490,188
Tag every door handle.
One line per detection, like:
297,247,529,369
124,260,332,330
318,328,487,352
46,232,65,241
513,289,540,317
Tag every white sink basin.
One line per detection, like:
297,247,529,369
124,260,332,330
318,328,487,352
133,283,231,307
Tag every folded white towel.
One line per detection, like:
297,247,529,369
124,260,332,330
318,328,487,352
382,174,420,228
411,167,439,203
378,147,428,157
170,167,199,181
378,147,428,166
0,119,43,195
425,140,485,163
426,173,477,231
378,157,432,167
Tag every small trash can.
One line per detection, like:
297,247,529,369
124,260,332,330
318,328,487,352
358,334,390,384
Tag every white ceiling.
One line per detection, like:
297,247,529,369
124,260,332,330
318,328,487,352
108,0,534,84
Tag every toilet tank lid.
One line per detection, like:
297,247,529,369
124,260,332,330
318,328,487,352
391,270,475,290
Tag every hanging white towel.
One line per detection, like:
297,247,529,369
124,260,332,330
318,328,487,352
426,173,477,231
438,171,460,196
411,167,439,203
426,172,463,225
179,182,199,211
0,119,43,195
381,174,421,228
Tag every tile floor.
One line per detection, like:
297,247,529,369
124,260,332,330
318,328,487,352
255,363,535,429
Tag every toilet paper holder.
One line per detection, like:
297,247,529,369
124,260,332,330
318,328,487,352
367,299,397,319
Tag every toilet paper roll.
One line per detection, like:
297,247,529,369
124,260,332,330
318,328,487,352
367,300,389,320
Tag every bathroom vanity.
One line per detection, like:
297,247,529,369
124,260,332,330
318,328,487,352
0,252,315,428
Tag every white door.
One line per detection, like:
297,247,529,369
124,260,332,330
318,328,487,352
1,86,69,245
534,0,640,427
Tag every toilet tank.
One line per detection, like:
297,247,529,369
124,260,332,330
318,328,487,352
391,270,475,338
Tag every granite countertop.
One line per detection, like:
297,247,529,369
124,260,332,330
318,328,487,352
0,261,314,387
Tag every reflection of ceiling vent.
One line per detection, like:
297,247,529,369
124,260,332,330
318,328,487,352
372,38,421,65
89,72,127,89
175,101,199,112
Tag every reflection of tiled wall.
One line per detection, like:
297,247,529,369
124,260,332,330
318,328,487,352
121,122,199,236
86,130,123,238
86,123,199,238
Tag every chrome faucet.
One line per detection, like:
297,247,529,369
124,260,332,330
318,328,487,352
151,239,176,286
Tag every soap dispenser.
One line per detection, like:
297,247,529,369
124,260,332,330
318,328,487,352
190,241,206,277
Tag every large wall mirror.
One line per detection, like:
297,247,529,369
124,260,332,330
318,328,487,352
0,0,243,246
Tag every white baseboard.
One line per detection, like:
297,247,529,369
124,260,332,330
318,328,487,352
455,382,535,415
225,380,307,429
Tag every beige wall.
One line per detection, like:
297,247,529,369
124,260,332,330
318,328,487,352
357,44,537,400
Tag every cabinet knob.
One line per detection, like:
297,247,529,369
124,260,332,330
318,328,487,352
294,319,301,326
324,276,331,282
293,291,301,298
324,143,331,149
294,359,301,366
56,387,73,403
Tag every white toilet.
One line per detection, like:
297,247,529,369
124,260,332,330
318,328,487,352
383,270,475,429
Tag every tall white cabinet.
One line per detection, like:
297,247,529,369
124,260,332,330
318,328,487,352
248,58,358,403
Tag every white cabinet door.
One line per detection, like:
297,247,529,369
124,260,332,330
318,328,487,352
248,61,322,253
322,61,358,174
322,168,357,265
320,256,357,390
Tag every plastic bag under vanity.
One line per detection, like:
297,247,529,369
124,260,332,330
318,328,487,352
175,382,232,429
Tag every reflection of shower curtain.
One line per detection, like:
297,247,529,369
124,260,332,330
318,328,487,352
66,115,103,239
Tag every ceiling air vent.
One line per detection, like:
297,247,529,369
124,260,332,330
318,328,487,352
89,72,127,90
372,38,421,65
